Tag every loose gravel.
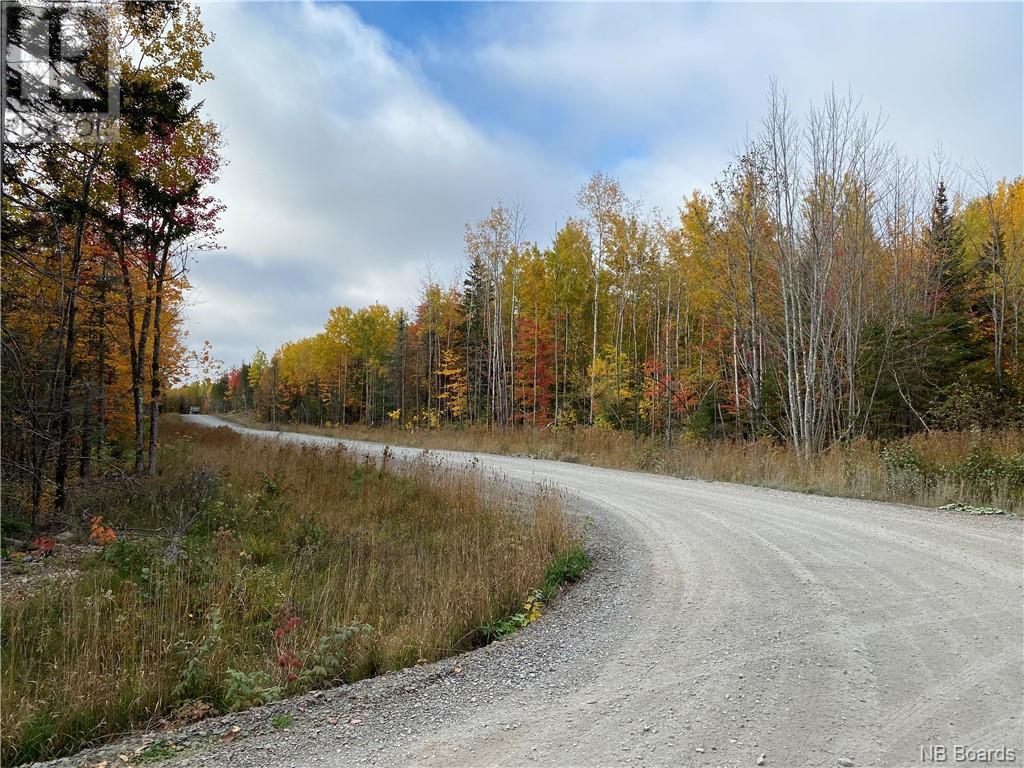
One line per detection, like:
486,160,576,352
30,417,1024,768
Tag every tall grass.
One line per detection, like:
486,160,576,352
0,423,576,765
229,416,1024,513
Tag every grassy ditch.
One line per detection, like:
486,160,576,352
0,421,584,765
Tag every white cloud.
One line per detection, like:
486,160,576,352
185,1,1023,366
473,2,1023,211
188,1,579,364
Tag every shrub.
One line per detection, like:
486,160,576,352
222,670,281,712
880,443,933,496
172,608,223,703
542,544,590,599
482,590,545,641
297,623,373,689
89,516,116,546
952,441,1024,502
932,377,1002,430
98,538,164,583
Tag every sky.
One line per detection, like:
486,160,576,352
187,0,1024,369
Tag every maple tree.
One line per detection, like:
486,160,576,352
202,91,1021,449
2,1,221,530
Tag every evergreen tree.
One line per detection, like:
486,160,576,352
878,181,989,433
461,255,490,422
925,181,971,316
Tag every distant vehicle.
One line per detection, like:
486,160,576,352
188,406,201,415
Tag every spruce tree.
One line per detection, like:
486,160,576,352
461,255,490,421
925,180,971,316
865,181,989,435
912,181,987,426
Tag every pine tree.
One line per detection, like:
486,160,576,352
881,181,989,432
462,255,490,422
925,180,971,316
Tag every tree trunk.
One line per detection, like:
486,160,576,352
53,145,103,513
147,246,171,475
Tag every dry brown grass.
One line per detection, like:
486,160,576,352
227,415,1024,514
1,422,576,765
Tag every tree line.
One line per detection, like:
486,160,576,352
188,88,1021,454
2,1,221,531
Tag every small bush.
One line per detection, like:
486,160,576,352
171,608,223,703
951,441,1024,500
482,612,530,640
932,377,1004,431
482,590,545,641
99,538,164,583
297,623,373,689
880,443,933,496
222,669,281,712
543,544,590,599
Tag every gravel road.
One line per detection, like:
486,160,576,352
57,416,1023,768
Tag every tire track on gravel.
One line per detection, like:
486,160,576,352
153,416,1023,768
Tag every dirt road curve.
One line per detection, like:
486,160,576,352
181,416,1023,768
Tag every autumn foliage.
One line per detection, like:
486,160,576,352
2,2,222,533
88,516,116,547
184,165,1022,451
